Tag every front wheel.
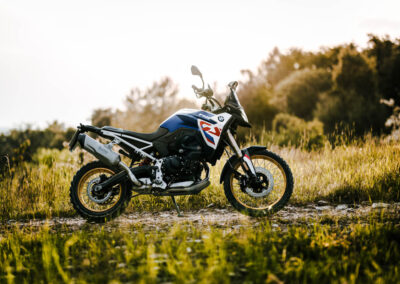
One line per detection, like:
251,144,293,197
70,161,132,222
223,149,293,217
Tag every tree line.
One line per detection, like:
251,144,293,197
1,34,399,164
238,34,400,136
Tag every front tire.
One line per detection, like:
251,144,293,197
223,149,293,217
70,161,132,222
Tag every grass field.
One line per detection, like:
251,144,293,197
1,138,399,220
1,212,399,283
0,138,400,283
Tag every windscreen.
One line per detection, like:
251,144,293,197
225,90,242,109
224,90,249,124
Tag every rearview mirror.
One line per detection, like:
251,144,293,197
191,65,202,78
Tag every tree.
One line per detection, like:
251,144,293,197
91,108,114,127
237,70,278,129
316,46,385,134
115,77,196,132
367,34,400,105
274,68,332,120
0,121,74,164
261,47,309,87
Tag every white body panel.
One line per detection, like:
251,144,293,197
197,112,232,149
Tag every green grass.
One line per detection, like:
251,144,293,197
0,214,399,283
0,139,399,221
283,139,400,204
0,139,399,283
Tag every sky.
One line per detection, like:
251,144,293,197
1,0,400,131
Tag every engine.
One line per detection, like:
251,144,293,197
161,155,203,184
159,133,205,184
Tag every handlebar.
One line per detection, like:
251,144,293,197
201,97,223,113
192,85,201,93
192,84,214,98
190,66,238,114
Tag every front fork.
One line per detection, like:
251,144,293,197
226,130,257,178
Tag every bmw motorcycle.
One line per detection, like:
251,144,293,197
68,66,293,221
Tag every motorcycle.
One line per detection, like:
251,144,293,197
68,66,293,221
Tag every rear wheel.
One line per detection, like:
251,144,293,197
70,161,132,222
223,149,293,217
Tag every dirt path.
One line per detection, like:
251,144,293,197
2,202,399,232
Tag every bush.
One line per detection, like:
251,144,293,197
274,68,332,120
272,113,327,150
316,47,387,134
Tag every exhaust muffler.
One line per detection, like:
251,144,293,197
77,134,121,166
77,134,141,186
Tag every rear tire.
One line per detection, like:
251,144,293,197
223,149,293,217
70,161,132,222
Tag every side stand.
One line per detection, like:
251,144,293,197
170,196,183,217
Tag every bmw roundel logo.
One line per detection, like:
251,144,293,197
218,116,224,122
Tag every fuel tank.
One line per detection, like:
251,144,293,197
160,109,215,131
160,109,232,150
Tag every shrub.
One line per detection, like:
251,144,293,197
274,68,332,120
272,113,327,150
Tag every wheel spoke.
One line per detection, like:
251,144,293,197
77,168,122,213
229,154,288,210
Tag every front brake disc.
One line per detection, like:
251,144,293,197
245,167,274,198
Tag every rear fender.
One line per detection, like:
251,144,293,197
219,146,266,184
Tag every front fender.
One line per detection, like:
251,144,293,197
219,146,266,184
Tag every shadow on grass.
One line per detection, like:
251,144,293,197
324,167,400,204
0,210,77,223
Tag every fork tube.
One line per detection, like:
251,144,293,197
227,130,256,176
227,130,242,158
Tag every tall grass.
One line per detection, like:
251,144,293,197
0,215,399,283
0,138,399,221
1,138,399,283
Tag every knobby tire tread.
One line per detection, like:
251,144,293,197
69,161,132,223
223,149,294,217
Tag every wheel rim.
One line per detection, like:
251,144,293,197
77,168,122,213
229,155,287,210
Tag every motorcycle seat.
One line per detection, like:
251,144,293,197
102,126,169,142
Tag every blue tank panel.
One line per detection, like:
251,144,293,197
160,109,216,132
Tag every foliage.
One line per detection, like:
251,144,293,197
0,78,196,170
237,71,278,129
238,35,399,136
1,35,400,284
2,34,399,168
271,113,326,150
381,98,400,141
90,108,114,127
261,47,323,88
316,47,386,134
0,121,75,165
367,34,400,105
91,77,197,133
0,216,399,283
1,137,399,221
274,68,332,120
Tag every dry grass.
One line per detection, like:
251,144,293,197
0,139,400,283
0,138,399,221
